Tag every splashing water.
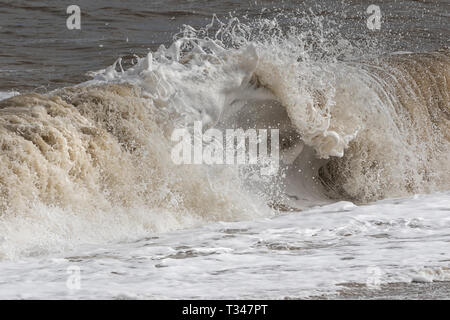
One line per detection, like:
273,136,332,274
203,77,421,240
0,12,448,301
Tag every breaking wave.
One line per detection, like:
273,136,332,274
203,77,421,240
0,16,448,259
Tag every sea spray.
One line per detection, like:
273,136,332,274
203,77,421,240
0,15,448,259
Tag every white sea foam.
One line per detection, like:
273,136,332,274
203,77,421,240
0,91,19,101
0,191,449,299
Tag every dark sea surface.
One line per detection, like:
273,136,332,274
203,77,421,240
0,0,448,91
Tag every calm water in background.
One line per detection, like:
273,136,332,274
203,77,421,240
0,0,448,92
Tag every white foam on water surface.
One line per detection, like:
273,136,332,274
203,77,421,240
0,191,449,299
0,91,19,101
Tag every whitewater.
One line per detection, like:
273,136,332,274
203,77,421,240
0,7,449,298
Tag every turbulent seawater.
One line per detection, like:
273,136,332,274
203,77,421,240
0,0,449,299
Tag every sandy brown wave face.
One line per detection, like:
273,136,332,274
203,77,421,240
0,50,449,223
0,84,256,222
317,50,450,202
